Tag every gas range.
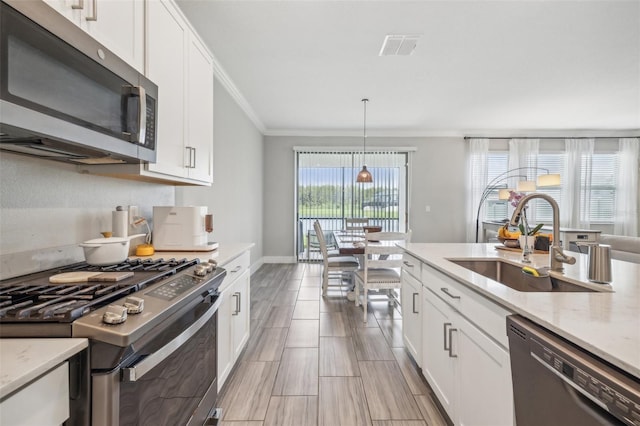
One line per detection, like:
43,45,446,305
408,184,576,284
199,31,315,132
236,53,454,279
0,257,226,342
0,257,227,426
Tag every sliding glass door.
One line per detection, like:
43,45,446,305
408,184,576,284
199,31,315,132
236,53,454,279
296,150,408,261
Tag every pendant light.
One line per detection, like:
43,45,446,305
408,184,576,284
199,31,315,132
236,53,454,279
356,98,373,183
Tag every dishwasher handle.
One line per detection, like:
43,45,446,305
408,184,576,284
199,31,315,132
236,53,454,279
122,296,221,382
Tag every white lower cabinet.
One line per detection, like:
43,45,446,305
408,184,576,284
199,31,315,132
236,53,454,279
421,264,514,426
401,268,422,365
217,251,251,391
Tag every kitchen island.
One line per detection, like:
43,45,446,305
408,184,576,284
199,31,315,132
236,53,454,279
404,243,640,378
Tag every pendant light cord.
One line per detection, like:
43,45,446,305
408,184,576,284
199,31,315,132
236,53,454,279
362,98,368,163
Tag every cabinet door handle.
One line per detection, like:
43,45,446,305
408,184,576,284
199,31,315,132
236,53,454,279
440,287,460,300
72,0,84,10
230,266,242,273
192,147,197,168
232,292,240,315
443,322,452,351
448,327,458,358
412,293,418,313
85,0,97,21
403,261,414,268
185,147,194,168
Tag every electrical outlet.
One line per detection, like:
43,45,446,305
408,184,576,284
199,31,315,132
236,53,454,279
128,205,139,223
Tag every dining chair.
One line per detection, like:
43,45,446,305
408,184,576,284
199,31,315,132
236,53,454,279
314,220,359,296
353,230,411,322
345,218,369,233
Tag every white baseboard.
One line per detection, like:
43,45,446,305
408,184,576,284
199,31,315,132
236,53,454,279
262,256,297,264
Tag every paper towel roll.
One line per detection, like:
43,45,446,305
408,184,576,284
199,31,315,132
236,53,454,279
112,210,128,238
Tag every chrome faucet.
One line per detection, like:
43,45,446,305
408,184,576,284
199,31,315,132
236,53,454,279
509,193,576,272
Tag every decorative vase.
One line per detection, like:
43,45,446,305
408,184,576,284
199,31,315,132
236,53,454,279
518,235,536,252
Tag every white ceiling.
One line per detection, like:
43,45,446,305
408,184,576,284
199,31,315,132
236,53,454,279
175,0,640,137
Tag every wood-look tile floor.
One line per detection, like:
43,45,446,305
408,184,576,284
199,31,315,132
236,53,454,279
218,263,448,426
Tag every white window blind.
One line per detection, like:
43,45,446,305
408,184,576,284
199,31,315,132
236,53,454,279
479,144,619,225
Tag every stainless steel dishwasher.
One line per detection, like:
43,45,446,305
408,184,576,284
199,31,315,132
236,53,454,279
507,315,640,426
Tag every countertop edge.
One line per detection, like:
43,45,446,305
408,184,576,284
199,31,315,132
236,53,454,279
0,338,88,399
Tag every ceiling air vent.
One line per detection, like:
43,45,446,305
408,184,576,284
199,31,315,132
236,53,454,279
379,34,420,56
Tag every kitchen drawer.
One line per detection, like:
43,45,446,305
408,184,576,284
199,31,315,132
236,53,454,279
402,252,422,281
219,251,250,292
0,362,69,426
422,264,512,348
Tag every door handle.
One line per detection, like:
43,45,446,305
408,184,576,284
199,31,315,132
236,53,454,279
185,147,193,168
191,147,197,168
440,287,461,300
72,0,84,9
85,0,97,21
232,292,240,315
443,322,451,351
448,327,458,358
412,293,418,313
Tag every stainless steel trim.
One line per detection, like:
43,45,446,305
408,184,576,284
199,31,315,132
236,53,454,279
122,297,221,382
443,322,451,351
448,327,458,358
85,0,97,21
440,287,461,300
72,0,84,10
531,351,609,412
136,86,146,145
412,292,418,313
92,369,120,426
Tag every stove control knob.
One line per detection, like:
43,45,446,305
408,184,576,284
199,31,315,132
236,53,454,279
124,296,144,314
194,265,208,276
103,305,128,325
204,263,214,273
208,259,218,268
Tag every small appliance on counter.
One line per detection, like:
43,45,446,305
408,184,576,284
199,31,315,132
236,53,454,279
153,206,218,252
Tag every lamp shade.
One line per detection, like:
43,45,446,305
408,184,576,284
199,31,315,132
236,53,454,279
498,189,512,200
537,173,561,187
356,165,373,183
516,180,536,192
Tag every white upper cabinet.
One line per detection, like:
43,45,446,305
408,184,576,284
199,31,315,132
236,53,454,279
145,0,214,185
43,0,144,71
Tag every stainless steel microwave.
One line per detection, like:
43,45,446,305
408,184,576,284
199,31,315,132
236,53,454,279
0,0,157,164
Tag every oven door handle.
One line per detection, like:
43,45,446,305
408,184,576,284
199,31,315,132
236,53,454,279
121,296,221,382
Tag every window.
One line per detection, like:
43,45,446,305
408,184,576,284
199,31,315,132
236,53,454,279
481,145,619,224
295,150,408,261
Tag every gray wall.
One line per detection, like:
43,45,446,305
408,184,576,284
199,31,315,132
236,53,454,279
177,78,264,265
263,135,467,260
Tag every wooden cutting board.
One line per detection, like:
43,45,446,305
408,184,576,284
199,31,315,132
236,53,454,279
494,245,549,254
49,271,134,283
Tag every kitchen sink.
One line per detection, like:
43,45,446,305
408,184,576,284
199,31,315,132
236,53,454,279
448,259,598,292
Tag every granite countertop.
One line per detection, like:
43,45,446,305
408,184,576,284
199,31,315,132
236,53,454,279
0,338,88,399
404,243,640,378
130,242,255,266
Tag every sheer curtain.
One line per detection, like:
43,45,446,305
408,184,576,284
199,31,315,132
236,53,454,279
508,139,539,222
466,138,489,242
614,138,639,236
561,139,594,229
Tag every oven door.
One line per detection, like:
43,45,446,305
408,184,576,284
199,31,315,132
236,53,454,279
92,294,221,426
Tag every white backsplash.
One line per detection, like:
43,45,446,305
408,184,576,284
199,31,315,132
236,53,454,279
0,153,174,279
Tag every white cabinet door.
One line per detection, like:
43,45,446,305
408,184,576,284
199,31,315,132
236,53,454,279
422,288,456,420
43,0,144,71
217,286,234,391
185,35,214,183
146,0,188,178
457,317,514,426
401,271,422,365
81,0,145,71
231,269,251,359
